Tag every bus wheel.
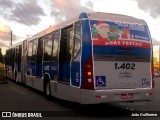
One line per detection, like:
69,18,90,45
45,80,51,99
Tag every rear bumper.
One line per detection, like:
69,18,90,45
80,88,154,104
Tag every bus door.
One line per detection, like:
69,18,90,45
59,25,73,83
15,46,21,80
18,45,22,73
71,21,81,87
36,38,44,77
15,46,19,73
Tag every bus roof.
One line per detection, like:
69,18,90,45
7,12,147,47
87,12,146,24
6,40,24,51
28,12,146,41
28,16,79,41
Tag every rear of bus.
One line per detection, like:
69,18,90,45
80,13,153,104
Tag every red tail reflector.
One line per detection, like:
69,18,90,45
146,92,152,96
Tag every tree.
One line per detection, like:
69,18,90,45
0,48,4,63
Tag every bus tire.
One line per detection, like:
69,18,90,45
44,80,51,99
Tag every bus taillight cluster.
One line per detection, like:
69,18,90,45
81,57,94,90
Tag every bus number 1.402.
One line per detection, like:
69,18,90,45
115,63,135,70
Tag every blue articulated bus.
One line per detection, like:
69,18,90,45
5,12,154,104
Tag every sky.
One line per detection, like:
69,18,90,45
0,0,160,56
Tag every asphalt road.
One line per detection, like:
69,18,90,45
0,78,160,120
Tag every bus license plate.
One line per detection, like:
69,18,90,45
121,93,133,99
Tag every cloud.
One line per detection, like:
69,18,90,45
49,0,94,22
0,23,11,32
0,0,46,26
0,24,11,41
0,40,9,48
134,0,160,18
85,1,94,10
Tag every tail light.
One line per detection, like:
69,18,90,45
81,57,94,89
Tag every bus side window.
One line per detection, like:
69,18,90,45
19,45,22,64
52,30,60,61
68,29,73,61
14,45,22,72
36,37,44,77
28,41,33,61
28,40,37,62
73,21,81,59
44,34,53,61
32,40,37,61
15,46,19,63
59,26,73,62
59,29,67,62
37,38,44,63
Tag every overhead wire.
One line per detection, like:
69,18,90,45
9,0,39,32
16,0,47,28
4,0,39,33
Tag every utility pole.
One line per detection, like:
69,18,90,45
10,30,12,46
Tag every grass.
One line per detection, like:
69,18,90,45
0,63,4,80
